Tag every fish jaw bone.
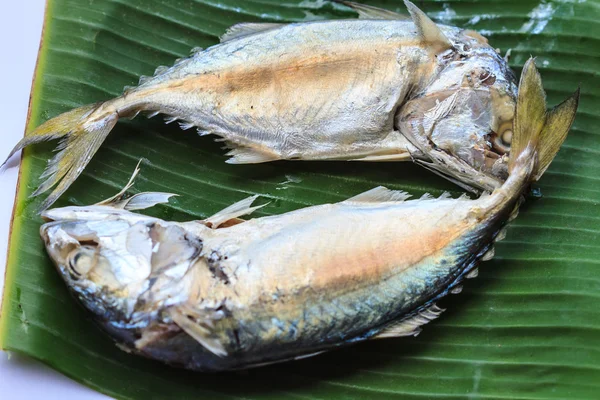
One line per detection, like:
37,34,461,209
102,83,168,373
396,44,518,192
40,205,239,367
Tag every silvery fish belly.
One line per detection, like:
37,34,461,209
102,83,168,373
38,59,578,371
7,0,517,210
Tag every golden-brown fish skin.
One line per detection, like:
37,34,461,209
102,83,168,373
38,59,578,370
7,1,518,210
120,19,436,160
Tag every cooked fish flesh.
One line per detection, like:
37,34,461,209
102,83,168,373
40,60,577,371
6,1,517,209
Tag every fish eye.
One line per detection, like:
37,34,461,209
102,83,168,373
67,246,96,279
502,129,513,145
491,121,513,154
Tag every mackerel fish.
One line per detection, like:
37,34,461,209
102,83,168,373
40,60,578,371
7,0,517,210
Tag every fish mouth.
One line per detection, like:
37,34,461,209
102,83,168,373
40,205,88,224
40,207,75,225
40,208,66,223
39,219,139,328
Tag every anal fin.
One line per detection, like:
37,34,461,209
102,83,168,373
373,304,445,339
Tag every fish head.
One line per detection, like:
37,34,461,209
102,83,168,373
398,41,518,185
40,206,201,336
40,207,155,331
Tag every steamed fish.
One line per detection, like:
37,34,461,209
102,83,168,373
6,0,517,210
40,60,578,371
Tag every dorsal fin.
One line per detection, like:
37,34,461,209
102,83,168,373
403,0,453,53
203,195,267,228
95,160,177,210
344,186,411,203
373,304,445,339
220,22,284,43
118,192,177,211
335,1,411,20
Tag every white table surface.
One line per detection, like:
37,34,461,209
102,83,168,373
0,2,109,399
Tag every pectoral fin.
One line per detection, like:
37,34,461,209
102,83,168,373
169,305,228,357
397,119,502,192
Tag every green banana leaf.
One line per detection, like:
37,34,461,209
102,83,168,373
1,0,598,398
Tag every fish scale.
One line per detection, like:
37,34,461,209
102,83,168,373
37,58,579,370
7,0,517,210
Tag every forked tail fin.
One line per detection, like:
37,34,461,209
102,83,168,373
3,102,119,211
508,58,579,182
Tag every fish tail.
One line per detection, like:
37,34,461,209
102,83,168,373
3,101,120,210
508,57,579,182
